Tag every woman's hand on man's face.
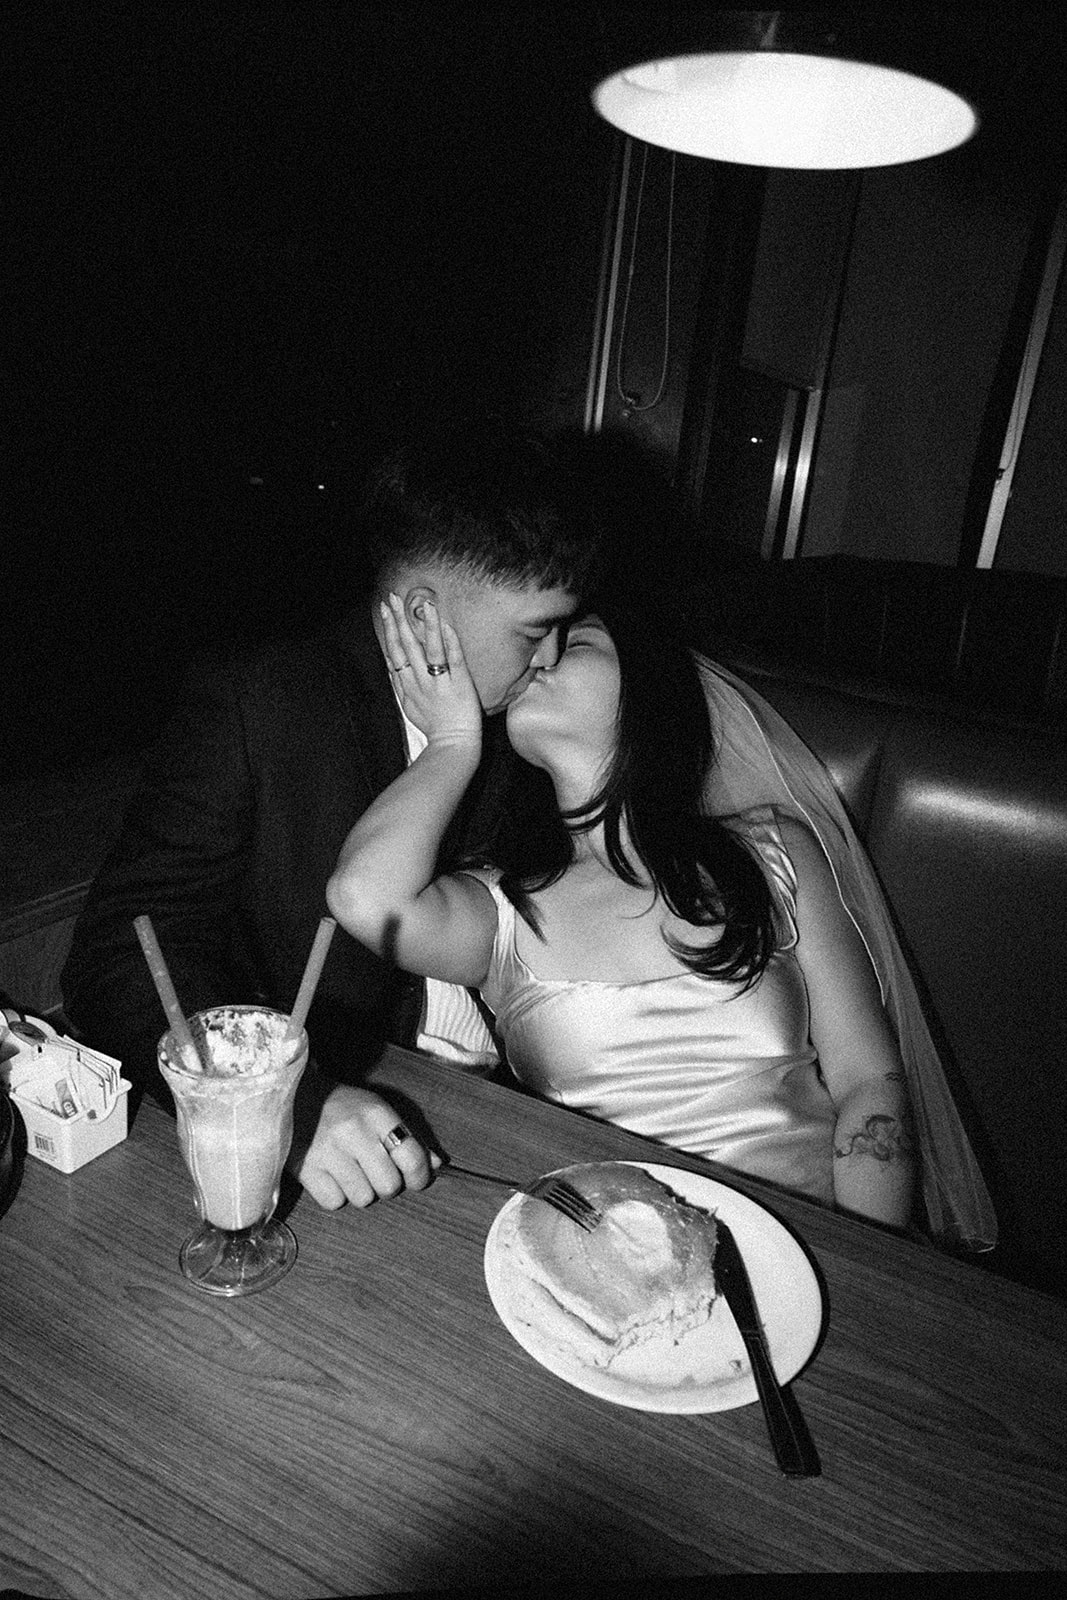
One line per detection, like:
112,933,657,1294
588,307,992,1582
382,593,483,748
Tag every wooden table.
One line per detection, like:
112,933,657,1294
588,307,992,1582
2,1047,1066,1596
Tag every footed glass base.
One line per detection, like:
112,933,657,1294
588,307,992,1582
179,1217,298,1297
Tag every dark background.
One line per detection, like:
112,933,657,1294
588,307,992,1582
7,4,1067,774
5,2,615,775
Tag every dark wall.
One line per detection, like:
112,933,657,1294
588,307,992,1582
805,150,1040,564
6,3,615,776
806,118,1062,567
9,6,1067,774
671,14,1067,579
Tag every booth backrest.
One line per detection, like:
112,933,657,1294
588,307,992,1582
691,556,1067,727
739,662,1067,1297
3,677,1065,1296
0,758,142,1016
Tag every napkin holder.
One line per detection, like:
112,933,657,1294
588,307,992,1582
2,1017,131,1174
12,1080,131,1174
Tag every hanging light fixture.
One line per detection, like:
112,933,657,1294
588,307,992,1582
591,10,979,169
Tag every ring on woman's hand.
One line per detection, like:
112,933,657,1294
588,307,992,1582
390,660,411,673
381,1123,412,1151
425,662,450,677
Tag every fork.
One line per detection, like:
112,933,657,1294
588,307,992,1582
440,1163,602,1231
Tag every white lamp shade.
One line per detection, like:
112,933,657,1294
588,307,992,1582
592,51,979,169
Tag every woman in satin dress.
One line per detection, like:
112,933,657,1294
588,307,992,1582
328,590,994,1245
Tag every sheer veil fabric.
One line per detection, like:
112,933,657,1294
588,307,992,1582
698,656,997,1253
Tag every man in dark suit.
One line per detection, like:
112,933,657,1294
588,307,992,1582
61,420,598,1211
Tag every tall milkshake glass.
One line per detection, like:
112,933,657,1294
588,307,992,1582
157,1005,308,1297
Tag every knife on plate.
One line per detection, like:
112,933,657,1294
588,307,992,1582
713,1219,821,1477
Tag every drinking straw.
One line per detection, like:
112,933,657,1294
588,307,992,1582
133,914,203,1072
285,916,337,1043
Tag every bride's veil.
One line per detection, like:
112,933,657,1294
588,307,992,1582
698,655,997,1253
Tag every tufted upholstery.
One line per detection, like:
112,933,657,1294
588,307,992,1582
739,663,1067,1298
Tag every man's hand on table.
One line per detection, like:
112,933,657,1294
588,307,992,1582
290,1081,438,1209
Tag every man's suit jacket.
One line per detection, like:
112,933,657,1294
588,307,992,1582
61,604,510,1095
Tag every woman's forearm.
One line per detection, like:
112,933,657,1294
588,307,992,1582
831,1078,916,1228
326,735,481,946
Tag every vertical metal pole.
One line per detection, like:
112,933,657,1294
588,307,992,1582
779,173,862,559
781,388,822,560
584,135,633,435
975,189,1067,569
761,387,799,559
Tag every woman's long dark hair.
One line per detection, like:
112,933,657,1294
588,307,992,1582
463,598,779,989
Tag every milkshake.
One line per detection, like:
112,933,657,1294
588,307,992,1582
157,1005,308,1295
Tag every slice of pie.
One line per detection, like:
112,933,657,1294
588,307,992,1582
497,1163,718,1368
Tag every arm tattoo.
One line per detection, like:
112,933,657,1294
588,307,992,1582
834,1112,914,1165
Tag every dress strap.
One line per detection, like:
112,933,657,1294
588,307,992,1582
724,806,800,952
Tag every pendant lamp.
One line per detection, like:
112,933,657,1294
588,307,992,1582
591,9,979,169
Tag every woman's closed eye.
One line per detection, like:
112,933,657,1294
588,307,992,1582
565,628,607,653
563,621,603,650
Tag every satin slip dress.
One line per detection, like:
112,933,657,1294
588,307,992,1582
472,809,837,1205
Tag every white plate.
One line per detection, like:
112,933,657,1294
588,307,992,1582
483,1161,824,1413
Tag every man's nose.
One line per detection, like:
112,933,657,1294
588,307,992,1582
531,630,563,671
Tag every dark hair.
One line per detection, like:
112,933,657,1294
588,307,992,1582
360,416,602,596
472,599,778,988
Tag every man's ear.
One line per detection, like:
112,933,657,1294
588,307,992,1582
404,584,438,644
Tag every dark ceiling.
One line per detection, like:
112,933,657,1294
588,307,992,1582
9,5,610,467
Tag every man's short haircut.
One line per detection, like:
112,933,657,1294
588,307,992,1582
360,416,602,596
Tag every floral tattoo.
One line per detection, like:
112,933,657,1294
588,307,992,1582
834,1112,913,1165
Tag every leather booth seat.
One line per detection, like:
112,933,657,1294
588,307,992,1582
0,757,142,1019
738,660,1067,1298
691,554,1067,727
3,671,1065,1296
